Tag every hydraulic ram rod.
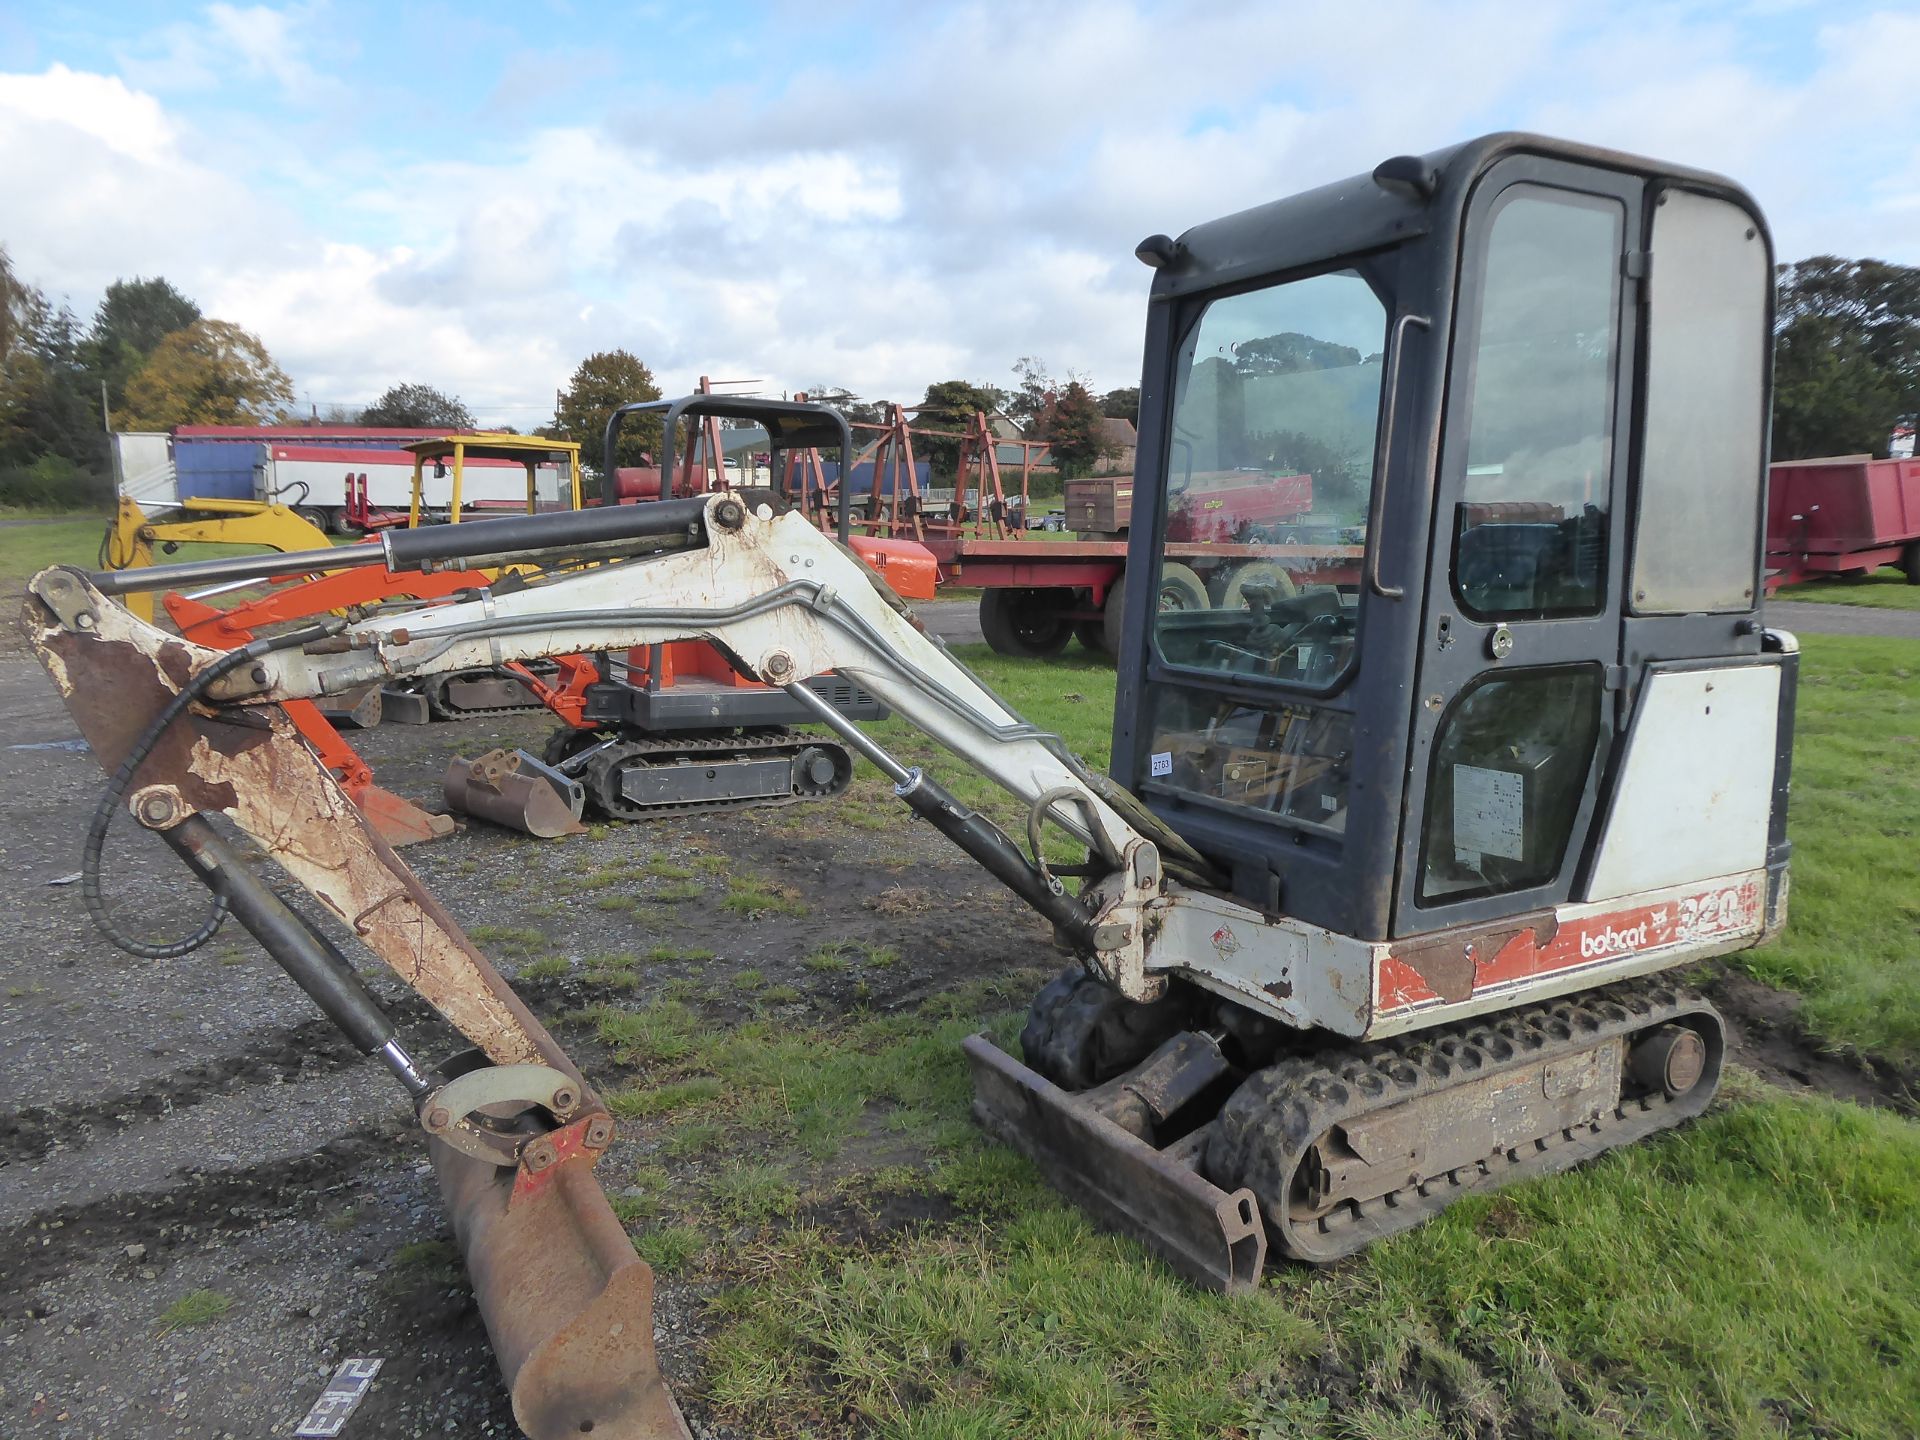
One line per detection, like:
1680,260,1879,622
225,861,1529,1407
162,815,438,1101
782,680,1102,946
89,494,719,595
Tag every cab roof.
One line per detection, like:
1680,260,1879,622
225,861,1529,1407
1149,130,1763,299
402,433,580,465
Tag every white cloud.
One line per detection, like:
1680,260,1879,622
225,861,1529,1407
0,64,178,164
2,3,1918,428
119,2,341,104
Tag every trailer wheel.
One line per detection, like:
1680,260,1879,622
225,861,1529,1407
1159,562,1209,613
1097,564,1207,655
293,506,329,533
1903,541,1920,585
330,508,360,536
1074,621,1109,655
1209,560,1298,610
980,588,1072,657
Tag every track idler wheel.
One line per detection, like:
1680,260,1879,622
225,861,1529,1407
1019,966,1192,1091
1628,1023,1708,1096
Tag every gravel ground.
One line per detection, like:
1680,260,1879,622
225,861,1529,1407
1762,598,1920,638
0,645,1044,1438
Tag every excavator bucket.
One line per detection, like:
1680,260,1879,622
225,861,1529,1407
962,1035,1267,1292
445,748,588,838
434,1140,691,1440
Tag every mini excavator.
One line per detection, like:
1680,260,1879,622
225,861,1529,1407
26,134,1791,1437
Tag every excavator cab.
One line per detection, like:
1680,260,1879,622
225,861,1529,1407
1113,133,1788,954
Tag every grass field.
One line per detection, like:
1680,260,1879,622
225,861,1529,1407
1775,566,1920,609
0,516,112,587
1738,636,1920,1055
653,636,1920,1437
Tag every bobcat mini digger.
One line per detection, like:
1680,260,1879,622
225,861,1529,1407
24,133,1790,1437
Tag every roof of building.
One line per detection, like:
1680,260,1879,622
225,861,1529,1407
269,445,531,468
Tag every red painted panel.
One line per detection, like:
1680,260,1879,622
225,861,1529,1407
1376,877,1764,1015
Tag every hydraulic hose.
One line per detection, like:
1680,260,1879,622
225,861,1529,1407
82,621,343,959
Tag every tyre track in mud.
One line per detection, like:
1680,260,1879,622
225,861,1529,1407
0,1015,366,1167
0,1122,402,1309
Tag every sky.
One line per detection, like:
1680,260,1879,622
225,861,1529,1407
2,0,1917,428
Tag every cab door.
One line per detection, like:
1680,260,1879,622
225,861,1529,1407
1393,158,1643,935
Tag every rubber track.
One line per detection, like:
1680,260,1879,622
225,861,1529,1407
580,727,852,821
1205,977,1722,1263
421,663,556,720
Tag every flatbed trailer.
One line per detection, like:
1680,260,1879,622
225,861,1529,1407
920,533,1364,656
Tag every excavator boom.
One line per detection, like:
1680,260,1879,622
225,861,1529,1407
23,488,1174,1434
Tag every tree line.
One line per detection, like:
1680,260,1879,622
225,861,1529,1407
0,251,298,505
1773,257,1919,459
3,243,1912,511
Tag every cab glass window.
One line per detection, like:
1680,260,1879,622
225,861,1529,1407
1632,189,1768,613
1152,269,1387,691
1418,666,1603,903
1141,686,1356,833
1452,188,1623,619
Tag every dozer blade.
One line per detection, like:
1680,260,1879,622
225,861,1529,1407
962,1035,1266,1293
433,1138,691,1440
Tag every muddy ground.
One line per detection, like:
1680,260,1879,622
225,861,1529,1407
0,642,1912,1440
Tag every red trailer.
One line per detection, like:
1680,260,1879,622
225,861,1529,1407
773,404,1365,657
1766,455,1920,591
923,533,1362,658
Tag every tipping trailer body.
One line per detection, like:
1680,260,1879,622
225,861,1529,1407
1765,455,1920,588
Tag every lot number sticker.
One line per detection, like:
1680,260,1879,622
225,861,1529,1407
1453,764,1524,861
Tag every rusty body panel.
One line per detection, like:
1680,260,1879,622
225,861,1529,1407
21,568,694,1436
26,580,568,1074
